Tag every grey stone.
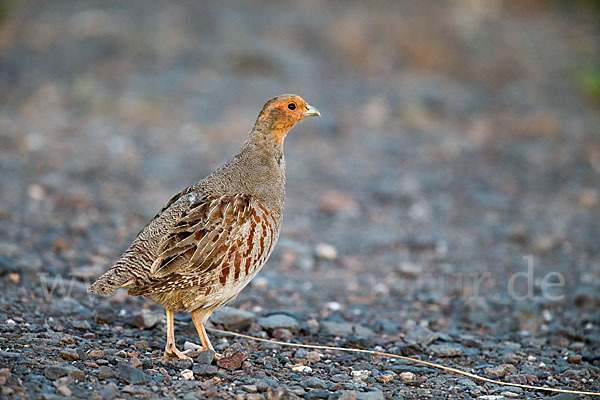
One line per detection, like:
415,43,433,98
301,377,327,389
192,364,218,376
44,365,85,381
305,389,330,399
196,349,216,364
211,306,256,330
71,320,91,331
98,382,120,400
131,310,161,329
98,366,116,380
118,364,151,384
429,344,462,357
357,390,385,400
319,321,375,337
258,314,300,333
404,326,437,346
484,364,518,378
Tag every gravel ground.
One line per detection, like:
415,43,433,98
1,1,599,399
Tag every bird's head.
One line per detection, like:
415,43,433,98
255,94,320,145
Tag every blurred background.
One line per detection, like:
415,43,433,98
1,0,599,335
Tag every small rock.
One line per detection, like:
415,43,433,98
338,392,358,400
94,307,116,324
131,310,161,329
98,382,119,400
306,351,321,363
61,349,80,361
397,262,421,278
273,328,295,340
44,366,84,381
241,384,258,393
88,350,104,360
305,389,330,399
130,356,142,369
0,255,17,275
258,314,300,333
57,384,72,397
122,385,136,394
399,372,415,381
567,354,582,364
98,366,116,380
291,365,312,373
429,344,462,357
351,370,370,379
61,334,75,344
404,326,437,346
210,306,256,330
181,369,194,380
192,364,218,376
216,344,249,371
72,320,91,331
357,391,384,400
484,364,518,378
315,243,337,260
301,377,327,390
544,394,581,400
177,358,194,370
375,372,395,383
320,321,375,337
196,349,216,364
118,364,151,384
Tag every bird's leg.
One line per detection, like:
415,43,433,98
191,309,215,352
163,308,191,360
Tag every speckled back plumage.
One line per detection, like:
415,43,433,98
89,94,318,314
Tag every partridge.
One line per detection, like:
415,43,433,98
89,94,320,359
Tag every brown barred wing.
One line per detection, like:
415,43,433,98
142,193,280,293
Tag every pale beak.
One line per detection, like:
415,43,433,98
304,104,321,117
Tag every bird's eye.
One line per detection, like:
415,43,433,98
287,103,296,110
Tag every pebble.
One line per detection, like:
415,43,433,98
118,364,151,384
216,344,249,371
399,372,415,381
192,364,218,376
61,349,80,361
292,365,312,373
484,364,518,377
94,307,116,324
314,243,338,260
211,306,256,330
306,351,322,363
351,370,370,379
131,310,161,329
357,391,384,400
301,377,327,389
98,366,116,380
319,321,375,337
181,369,194,380
88,350,104,360
429,344,462,357
404,326,437,346
72,320,91,331
130,356,142,369
44,365,85,381
177,358,194,370
567,354,582,364
257,314,300,333
305,389,330,399
57,384,72,397
196,349,216,364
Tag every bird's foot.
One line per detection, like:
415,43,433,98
163,342,191,360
